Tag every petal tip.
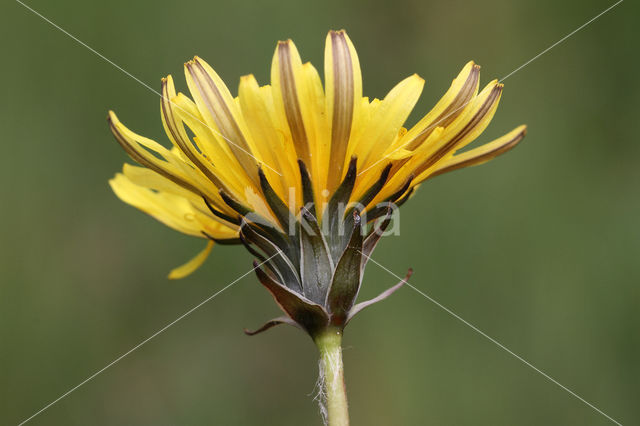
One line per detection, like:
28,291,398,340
411,73,426,84
240,73,256,83
106,110,118,124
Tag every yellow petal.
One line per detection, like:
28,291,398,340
161,76,229,195
325,30,362,191
238,75,301,208
169,92,255,202
123,163,198,201
271,40,311,165
399,61,480,151
109,173,203,236
238,76,286,197
349,75,424,200
108,111,212,199
271,40,333,208
387,148,414,161
443,81,504,150
122,164,235,219
168,240,214,280
412,81,504,177
198,217,239,239
371,127,445,204
160,75,191,151
299,62,331,209
184,57,260,186
424,124,527,181
353,74,424,170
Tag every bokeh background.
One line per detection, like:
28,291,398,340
2,0,638,424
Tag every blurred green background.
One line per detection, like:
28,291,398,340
2,0,638,424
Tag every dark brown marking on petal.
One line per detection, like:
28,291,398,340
191,61,249,149
203,196,240,225
187,60,259,183
277,42,311,165
356,163,392,208
327,31,355,190
160,79,228,192
160,79,182,144
428,126,526,179
219,189,254,217
297,159,317,217
415,84,503,176
395,187,414,207
407,65,481,150
436,64,482,128
258,166,292,231
108,115,201,196
201,231,241,245
386,174,415,203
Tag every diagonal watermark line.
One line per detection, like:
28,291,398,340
499,0,624,82
15,0,282,177
16,253,278,426
357,0,623,176
360,251,623,425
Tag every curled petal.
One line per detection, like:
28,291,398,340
168,240,214,280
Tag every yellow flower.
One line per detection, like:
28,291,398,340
108,30,526,287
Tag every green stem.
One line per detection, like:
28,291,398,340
315,328,349,426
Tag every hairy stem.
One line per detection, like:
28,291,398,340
315,328,349,426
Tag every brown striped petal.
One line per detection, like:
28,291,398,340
160,76,229,201
271,40,311,165
402,61,481,150
325,30,362,191
184,57,260,186
108,111,201,196
413,82,504,176
427,125,527,179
